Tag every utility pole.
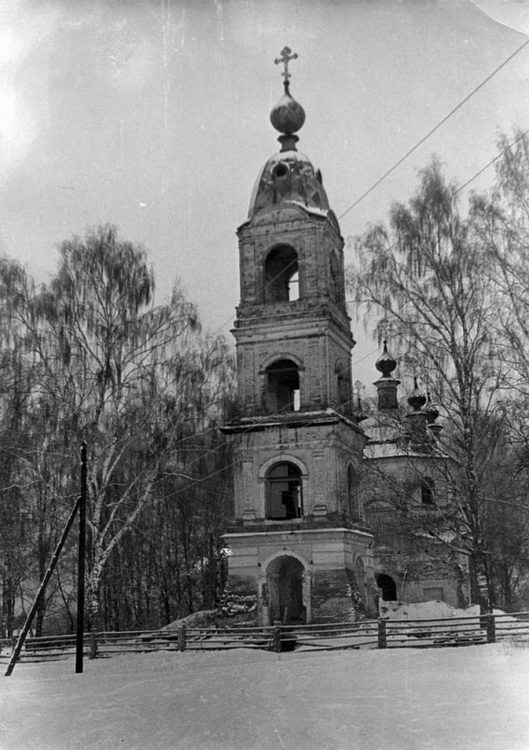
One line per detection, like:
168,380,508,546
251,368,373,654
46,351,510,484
5,496,81,677
75,442,87,674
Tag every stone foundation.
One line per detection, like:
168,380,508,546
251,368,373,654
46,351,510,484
311,569,360,622
219,575,258,620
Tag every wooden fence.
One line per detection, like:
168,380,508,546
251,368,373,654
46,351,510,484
3,610,529,664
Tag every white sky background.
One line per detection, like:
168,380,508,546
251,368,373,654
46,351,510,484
0,0,528,388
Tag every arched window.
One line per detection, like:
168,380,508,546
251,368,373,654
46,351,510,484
421,477,435,506
264,245,299,303
266,462,303,520
265,359,300,413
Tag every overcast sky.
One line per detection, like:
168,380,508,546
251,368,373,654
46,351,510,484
1,0,528,389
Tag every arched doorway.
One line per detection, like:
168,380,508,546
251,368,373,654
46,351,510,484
266,555,305,624
376,573,397,601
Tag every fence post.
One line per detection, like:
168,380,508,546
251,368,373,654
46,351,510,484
89,628,98,659
486,612,496,643
178,624,187,652
273,622,282,653
378,618,387,649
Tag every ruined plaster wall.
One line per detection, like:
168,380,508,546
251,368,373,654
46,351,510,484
230,420,366,519
374,531,470,609
223,529,376,624
363,450,470,607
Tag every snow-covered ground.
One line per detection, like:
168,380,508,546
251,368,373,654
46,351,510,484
2,643,529,750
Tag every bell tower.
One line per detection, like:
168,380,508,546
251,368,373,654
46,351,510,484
222,49,375,624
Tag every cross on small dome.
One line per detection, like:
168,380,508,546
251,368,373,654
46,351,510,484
270,46,305,145
274,46,298,89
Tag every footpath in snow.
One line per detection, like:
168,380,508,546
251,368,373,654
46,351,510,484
1,643,529,750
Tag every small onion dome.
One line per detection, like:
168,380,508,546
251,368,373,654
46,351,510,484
270,88,306,136
425,392,440,424
375,340,397,378
408,376,427,411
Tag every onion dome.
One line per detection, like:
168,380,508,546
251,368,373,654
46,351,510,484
247,48,336,224
270,90,306,145
425,392,440,424
375,340,397,378
270,46,306,151
408,376,427,412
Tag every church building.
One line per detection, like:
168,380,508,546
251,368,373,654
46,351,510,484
362,346,471,612
221,49,470,624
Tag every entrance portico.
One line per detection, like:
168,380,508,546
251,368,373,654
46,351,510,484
261,551,311,624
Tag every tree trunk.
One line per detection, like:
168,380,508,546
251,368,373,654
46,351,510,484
2,575,15,638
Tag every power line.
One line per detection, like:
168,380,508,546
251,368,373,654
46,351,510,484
11,47,529,494
338,37,529,221
11,123,528,478
209,39,529,338
456,127,529,194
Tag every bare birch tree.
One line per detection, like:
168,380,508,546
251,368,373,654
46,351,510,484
350,161,504,607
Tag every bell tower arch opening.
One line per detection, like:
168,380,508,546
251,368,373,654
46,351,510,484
265,461,303,520
266,555,305,624
265,358,300,413
264,245,299,303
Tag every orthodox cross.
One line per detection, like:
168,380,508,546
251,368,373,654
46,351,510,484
274,46,298,85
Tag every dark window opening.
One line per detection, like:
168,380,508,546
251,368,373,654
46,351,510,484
376,573,397,601
264,246,299,303
266,462,303,520
421,477,435,505
265,359,300,413
272,161,290,179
